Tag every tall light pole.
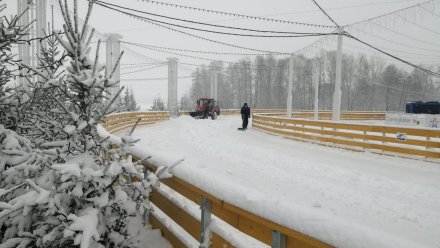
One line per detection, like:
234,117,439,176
310,0,343,121
167,57,178,117
287,55,294,118
332,27,343,121
17,0,47,87
105,33,123,106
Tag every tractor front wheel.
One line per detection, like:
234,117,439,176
211,112,217,120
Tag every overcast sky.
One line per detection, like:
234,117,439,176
4,0,440,108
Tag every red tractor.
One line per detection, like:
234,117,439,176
189,98,220,120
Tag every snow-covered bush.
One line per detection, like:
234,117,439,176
0,1,167,247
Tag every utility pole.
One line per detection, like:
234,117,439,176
309,0,343,121
210,64,218,100
287,55,294,118
332,27,343,121
17,0,47,87
314,68,320,121
105,33,123,106
167,57,178,117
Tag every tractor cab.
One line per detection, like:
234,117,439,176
190,98,220,119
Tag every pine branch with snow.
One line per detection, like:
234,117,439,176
0,1,164,247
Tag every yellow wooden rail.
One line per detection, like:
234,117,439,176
252,113,440,159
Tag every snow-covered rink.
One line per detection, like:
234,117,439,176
122,115,440,248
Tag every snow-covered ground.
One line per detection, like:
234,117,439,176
119,116,440,248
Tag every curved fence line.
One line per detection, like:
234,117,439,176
252,113,440,160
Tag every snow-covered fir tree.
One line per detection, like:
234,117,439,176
149,97,166,111
179,94,193,111
0,1,172,247
118,87,140,112
0,1,28,130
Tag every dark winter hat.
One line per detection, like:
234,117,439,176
244,103,248,106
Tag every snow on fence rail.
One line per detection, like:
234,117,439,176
253,113,440,160
100,111,333,248
100,111,169,133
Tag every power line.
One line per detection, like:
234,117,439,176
348,20,440,48
95,2,334,38
310,0,340,27
344,42,440,58
417,3,440,18
394,12,440,36
97,0,329,36
344,32,440,78
255,0,422,17
345,0,436,27
120,64,165,75
121,76,194,81
121,40,290,56
345,27,440,54
120,62,166,66
93,4,283,54
124,42,295,68
133,0,335,28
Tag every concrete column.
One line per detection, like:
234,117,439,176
17,0,30,88
167,57,178,116
105,33,123,105
286,55,294,118
332,27,344,121
18,0,46,86
314,69,319,120
210,68,218,100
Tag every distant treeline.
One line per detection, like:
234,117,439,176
181,51,440,112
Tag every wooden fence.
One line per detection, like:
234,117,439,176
253,113,440,159
100,111,169,133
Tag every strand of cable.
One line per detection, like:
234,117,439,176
345,0,436,27
344,32,440,78
120,62,166,66
135,0,335,28
310,0,340,27
176,61,296,70
125,43,295,69
108,1,414,33
95,2,335,38
345,27,440,54
347,20,440,48
120,64,165,75
93,4,281,54
97,0,329,35
417,2,440,18
121,76,194,81
344,42,440,59
343,48,440,65
120,63,167,69
121,41,290,56
394,12,440,36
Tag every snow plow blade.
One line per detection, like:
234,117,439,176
189,111,204,118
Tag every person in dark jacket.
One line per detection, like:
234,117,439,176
240,103,251,129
